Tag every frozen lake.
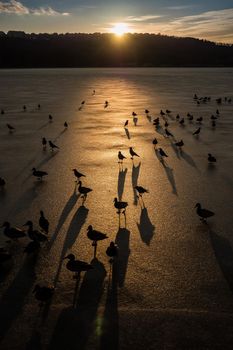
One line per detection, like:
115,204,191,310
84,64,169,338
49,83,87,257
0,68,233,349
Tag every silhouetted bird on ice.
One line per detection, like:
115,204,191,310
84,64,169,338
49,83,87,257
118,151,126,164
195,203,215,223
165,128,173,137
1,221,26,240
77,181,92,202
129,147,140,160
64,254,93,278
6,123,15,132
152,138,158,146
193,127,201,135
23,221,48,242
49,140,59,151
114,198,128,214
49,114,53,122
42,137,47,149
175,140,184,148
208,153,216,163
32,168,48,181
87,225,108,257
0,177,6,188
158,148,168,158
64,121,68,128
124,120,129,127
72,169,86,181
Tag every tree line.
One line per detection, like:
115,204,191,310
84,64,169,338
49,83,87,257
0,32,232,68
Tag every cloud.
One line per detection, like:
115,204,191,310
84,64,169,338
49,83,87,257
0,0,69,16
126,15,161,22
128,8,233,43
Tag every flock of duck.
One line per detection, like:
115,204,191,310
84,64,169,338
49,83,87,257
0,91,228,303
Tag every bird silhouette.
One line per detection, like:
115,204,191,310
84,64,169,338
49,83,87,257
129,147,140,160
160,110,165,116
49,140,59,151
23,221,48,242
77,181,92,203
1,222,26,240
72,169,86,181
42,137,47,150
193,127,201,135
0,177,6,188
158,148,168,157
6,123,15,132
175,140,184,148
124,120,129,127
135,186,149,206
179,118,185,125
87,225,108,257
49,114,53,122
208,153,216,163
64,121,68,128
195,203,215,223
145,109,149,114
196,117,203,123
118,151,126,164
152,138,158,146
32,167,48,181
114,197,128,214
64,254,93,278
165,128,173,137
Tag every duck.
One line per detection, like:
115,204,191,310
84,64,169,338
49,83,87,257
179,118,185,125
72,169,86,181
6,123,15,132
39,210,49,234
132,111,137,117
32,167,48,181
23,221,48,242
106,242,118,263
158,148,168,158
211,115,217,120
113,198,128,214
118,151,126,164
160,110,165,116
153,117,160,126
104,101,109,108
129,147,140,160
175,140,184,148
188,114,193,121
152,138,158,146
33,284,54,303
49,114,53,122
1,222,26,240
1,109,5,114
193,127,201,135
0,248,12,263
23,105,27,111
81,100,85,105
77,181,92,201
164,120,169,127
37,104,41,110
64,122,68,128
64,254,93,277
208,153,216,163
195,203,215,222
42,137,47,149
176,114,180,120
124,120,129,127
166,109,171,114
145,109,149,114
165,128,173,137
49,140,59,151
135,186,149,197
196,117,203,123
87,225,108,247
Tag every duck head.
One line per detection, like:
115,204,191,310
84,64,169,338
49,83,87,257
195,203,201,208
87,225,93,232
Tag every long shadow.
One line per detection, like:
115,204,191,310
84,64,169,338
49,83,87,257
53,205,89,286
48,188,80,249
0,254,37,343
100,260,119,350
137,208,155,245
209,230,233,293
180,150,197,168
118,168,127,201
36,121,50,131
124,128,130,139
132,162,141,205
9,183,41,216
49,258,106,350
115,228,130,287
161,162,177,195
54,129,67,142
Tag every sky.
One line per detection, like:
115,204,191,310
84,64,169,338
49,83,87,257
0,0,233,43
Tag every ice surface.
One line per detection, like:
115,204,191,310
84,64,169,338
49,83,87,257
0,68,233,349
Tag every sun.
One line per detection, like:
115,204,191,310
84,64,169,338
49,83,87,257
111,23,128,36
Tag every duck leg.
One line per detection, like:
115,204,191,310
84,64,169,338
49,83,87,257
92,241,97,258
73,271,81,307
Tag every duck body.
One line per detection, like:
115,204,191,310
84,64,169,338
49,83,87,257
73,169,85,180
77,181,92,196
208,154,216,163
64,254,93,273
158,148,168,157
118,151,126,162
129,147,140,159
32,168,48,180
193,127,201,135
87,225,108,243
1,222,26,239
135,186,149,195
114,198,128,211
24,221,48,242
195,203,215,221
